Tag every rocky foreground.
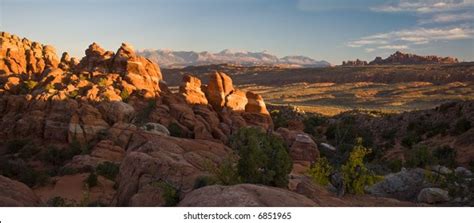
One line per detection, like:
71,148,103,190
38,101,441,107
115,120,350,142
0,32,472,207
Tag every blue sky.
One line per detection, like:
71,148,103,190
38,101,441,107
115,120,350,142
1,0,473,64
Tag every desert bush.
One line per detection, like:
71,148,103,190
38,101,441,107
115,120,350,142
120,89,130,102
303,115,326,136
168,122,185,138
193,176,217,189
0,158,49,187
151,181,180,207
270,110,289,129
48,196,69,207
96,162,120,181
433,146,457,168
23,80,38,91
203,156,241,186
341,138,382,195
453,118,471,135
6,139,31,154
97,78,107,87
41,143,82,167
427,122,450,137
84,172,98,188
401,133,421,148
307,157,333,186
387,159,403,173
68,90,79,99
18,144,41,159
230,127,292,187
405,145,435,168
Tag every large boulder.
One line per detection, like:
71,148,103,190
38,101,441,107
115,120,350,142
417,188,450,204
205,71,234,111
0,175,43,207
366,168,431,201
179,74,208,105
178,184,316,207
114,131,233,206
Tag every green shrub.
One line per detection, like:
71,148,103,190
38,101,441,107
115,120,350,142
203,156,241,186
6,139,31,154
97,78,107,87
18,144,41,159
230,127,292,187
44,83,55,91
193,176,217,189
308,157,333,186
405,145,435,168
151,181,180,207
24,80,38,91
341,138,382,195
401,133,421,148
0,158,49,187
41,143,82,166
453,118,471,135
68,90,78,98
427,122,450,137
84,172,98,188
168,122,185,138
270,110,289,129
303,115,326,136
48,196,68,207
387,159,403,172
433,146,457,168
120,89,130,102
96,162,120,181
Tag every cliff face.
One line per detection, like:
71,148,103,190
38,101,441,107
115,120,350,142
369,51,459,65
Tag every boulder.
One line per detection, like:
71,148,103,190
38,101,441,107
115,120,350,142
366,168,431,201
178,184,316,207
140,122,170,136
90,140,126,162
179,74,208,105
97,101,135,124
206,71,234,111
114,132,233,206
417,188,450,204
0,175,43,207
245,91,269,115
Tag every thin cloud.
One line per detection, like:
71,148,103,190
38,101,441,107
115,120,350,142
347,26,474,49
378,45,408,50
371,0,474,14
418,12,474,24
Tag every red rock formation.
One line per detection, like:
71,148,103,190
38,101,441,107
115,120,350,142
342,59,368,66
369,51,459,65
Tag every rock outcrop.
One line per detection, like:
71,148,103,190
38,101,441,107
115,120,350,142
178,184,316,207
0,175,43,207
369,51,459,65
342,59,368,66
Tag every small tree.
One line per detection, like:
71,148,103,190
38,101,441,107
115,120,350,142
341,138,381,194
231,127,292,187
308,157,332,186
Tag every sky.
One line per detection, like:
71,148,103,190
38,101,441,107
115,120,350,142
0,0,473,64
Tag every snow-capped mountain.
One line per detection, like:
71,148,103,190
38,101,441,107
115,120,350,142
137,49,331,68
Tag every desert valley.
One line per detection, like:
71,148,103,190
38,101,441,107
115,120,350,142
0,31,473,207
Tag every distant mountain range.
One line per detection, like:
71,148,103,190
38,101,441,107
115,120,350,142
137,49,331,68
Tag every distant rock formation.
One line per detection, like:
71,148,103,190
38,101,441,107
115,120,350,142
137,49,331,68
342,59,368,66
369,51,459,65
